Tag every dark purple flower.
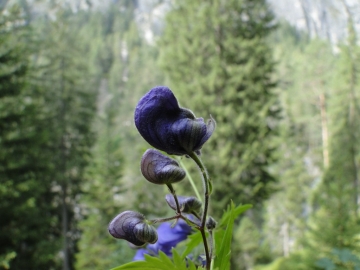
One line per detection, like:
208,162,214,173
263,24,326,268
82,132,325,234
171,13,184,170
108,211,158,246
141,149,186,185
134,86,215,155
165,194,202,215
133,219,192,261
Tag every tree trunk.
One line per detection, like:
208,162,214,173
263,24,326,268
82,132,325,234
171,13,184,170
341,0,360,215
319,93,329,168
61,184,70,270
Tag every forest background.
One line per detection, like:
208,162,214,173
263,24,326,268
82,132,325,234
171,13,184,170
1,0,360,269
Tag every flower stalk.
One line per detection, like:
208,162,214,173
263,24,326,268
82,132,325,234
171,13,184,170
166,183,182,215
188,151,212,270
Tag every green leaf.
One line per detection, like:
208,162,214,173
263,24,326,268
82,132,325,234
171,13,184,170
112,250,190,270
316,258,336,270
332,248,360,264
181,231,203,259
187,260,197,270
111,260,160,270
213,201,236,270
173,249,186,268
218,204,252,227
157,252,176,268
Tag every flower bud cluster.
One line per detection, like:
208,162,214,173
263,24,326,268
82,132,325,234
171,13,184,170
108,86,216,266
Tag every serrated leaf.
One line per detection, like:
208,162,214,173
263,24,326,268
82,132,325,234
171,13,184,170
112,250,191,270
172,249,190,269
213,201,236,270
172,249,186,268
187,259,197,270
111,260,162,270
218,204,252,227
110,253,170,270
213,229,225,255
181,231,203,259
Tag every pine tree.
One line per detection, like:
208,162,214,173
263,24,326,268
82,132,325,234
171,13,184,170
261,24,335,261
158,0,280,216
301,14,360,268
0,5,59,269
75,4,134,268
33,10,97,269
76,2,166,267
262,18,360,270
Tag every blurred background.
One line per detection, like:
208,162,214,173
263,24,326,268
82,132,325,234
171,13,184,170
1,0,359,269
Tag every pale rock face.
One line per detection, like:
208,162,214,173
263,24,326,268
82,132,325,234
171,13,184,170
268,0,360,44
20,0,360,45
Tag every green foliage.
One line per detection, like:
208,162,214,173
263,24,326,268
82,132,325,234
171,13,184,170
213,201,236,270
111,250,197,270
111,202,250,269
0,252,16,270
0,5,62,269
76,2,165,268
317,248,360,270
3,1,360,270
158,0,280,217
258,18,360,270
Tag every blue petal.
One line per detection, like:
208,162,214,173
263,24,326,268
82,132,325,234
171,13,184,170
134,86,215,155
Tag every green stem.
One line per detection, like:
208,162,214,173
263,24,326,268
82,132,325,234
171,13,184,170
188,151,211,270
179,158,203,202
200,230,211,269
166,183,181,215
149,216,179,224
188,152,210,229
150,215,200,228
191,211,201,221
209,231,214,264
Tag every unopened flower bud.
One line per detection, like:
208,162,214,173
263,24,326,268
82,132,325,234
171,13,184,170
141,149,186,185
165,194,202,214
133,222,158,243
206,216,217,231
108,211,158,246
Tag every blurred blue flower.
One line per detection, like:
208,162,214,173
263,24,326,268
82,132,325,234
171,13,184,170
133,219,192,261
134,86,215,156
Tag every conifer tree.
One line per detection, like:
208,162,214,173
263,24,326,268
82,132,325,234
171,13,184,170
261,26,335,261
75,2,166,267
300,16,360,267
34,10,97,269
264,19,360,270
0,5,59,269
75,4,136,268
158,0,280,215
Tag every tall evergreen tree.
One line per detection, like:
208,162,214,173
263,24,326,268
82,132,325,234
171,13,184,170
158,0,280,216
76,1,166,267
260,19,360,270
33,10,97,269
299,12,360,268
261,25,335,262
0,5,60,269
